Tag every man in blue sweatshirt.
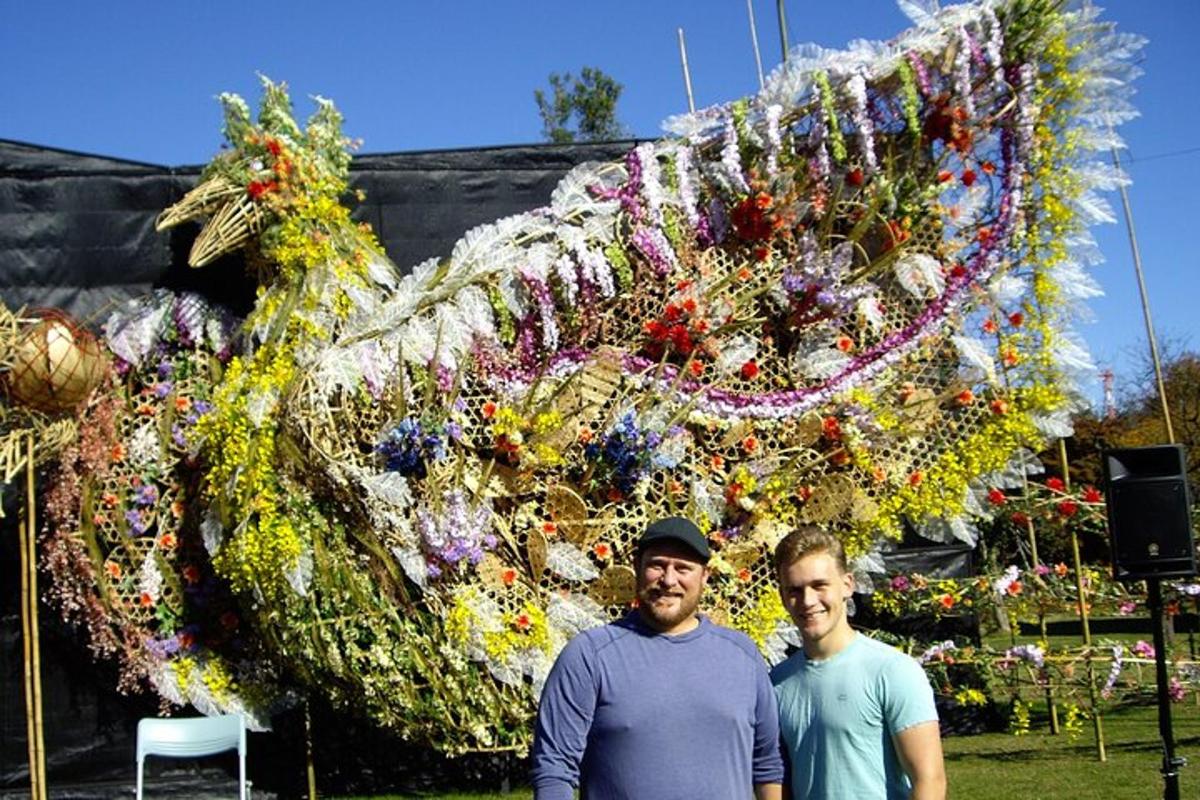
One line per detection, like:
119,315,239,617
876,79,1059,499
531,516,784,800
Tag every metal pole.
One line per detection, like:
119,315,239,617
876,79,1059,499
1147,578,1183,800
1111,145,1175,443
677,28,696,113
746,0,766,89
776,0,790,63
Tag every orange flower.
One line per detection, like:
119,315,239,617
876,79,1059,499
110,443,126,462
908,471,924,487
1001,348,1020,367
831,450,850,467
822,416,842,440
955,389,975,406
939,594,955,609
578,426,593,444
1006,580,1023,596
737,568,752,582
542,521,557,535
178,631,195,649
741,435,758,453
137,403,155,416
501,568,518,587
737,267,752,282
101,491,119,508
104,561,122,579
668,479,685,495
139,592,154,607
982,318,998,334
710,454,725,471
835,335,854,353
157,533,177,549
92,513,107,526
481,401,497,419
171,500,185,519
689,360,705,377
1054,562,1069,577
593,542,611,560
175,395,192,413
872,466,887,484
607,487,624,503
898,382,916,402
796,486,813,502
514,613,532,631
990,399,1009,415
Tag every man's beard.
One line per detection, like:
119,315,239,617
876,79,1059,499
637,587,700,631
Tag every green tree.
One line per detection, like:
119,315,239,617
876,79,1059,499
534,67,626,143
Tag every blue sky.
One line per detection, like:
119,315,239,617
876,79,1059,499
2,1,1196,409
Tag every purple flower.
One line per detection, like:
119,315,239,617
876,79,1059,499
154,381,173,399
135,484,159,506
1034,564,1051,577
125,509,148,536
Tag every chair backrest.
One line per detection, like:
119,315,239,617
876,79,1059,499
137,714,245,761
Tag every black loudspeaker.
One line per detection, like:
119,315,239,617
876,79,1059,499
1103,444,1197,581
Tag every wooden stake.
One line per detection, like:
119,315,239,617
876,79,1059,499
18,493,40,800
27,433,47,800
305,698,317,800
1059,439,1107,761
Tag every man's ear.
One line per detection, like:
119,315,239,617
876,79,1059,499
843,569,856,599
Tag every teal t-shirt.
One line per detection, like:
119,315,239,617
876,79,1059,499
770,633,938,800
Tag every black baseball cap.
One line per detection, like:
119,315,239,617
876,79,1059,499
636,517,711,563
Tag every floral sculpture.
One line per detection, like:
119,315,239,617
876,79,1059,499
44,0,1142,753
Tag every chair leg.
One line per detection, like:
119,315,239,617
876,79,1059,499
136,758,143,800
239,753,246,800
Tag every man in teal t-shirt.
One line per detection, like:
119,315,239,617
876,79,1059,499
771,527,946,799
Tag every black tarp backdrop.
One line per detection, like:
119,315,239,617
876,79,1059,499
0,138,978,796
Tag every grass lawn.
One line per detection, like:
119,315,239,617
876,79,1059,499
333,700,1200,798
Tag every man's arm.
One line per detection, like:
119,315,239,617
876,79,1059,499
530,638,598,800
893,721,946,800
754,782,783,800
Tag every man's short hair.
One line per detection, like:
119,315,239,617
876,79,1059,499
773,526,849,577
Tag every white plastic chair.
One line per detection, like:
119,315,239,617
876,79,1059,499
135,714,247,800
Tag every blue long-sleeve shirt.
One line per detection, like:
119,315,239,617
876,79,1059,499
531,613,784,799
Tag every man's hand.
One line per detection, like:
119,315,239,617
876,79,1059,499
894,720,946,800
754,782,783,800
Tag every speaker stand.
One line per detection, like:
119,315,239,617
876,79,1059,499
1148,578,1186,800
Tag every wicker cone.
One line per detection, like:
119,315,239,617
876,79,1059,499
155,177,243,231
189,192,268,267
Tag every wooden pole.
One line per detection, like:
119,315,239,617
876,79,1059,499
1059,439,1106,761
27,433,47,800
305,698,318,800
1111,144,1175,444
677,29,696,113
1020,469,1060,734
746,0,766,89
18,485,40,800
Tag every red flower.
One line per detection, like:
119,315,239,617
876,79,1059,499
961,169,977,187
737,568,753,582
220,611,239,630
682,298,697,314
1006,580,1023,597
481,401,497,419
982,318,998,334
1008,312,1024,327
908,471,924,487
731,195,774,241
990,398,1009,415
515,613,532,631
742,435,758,453
835,335,854,353
501,568,518,587
593,543,612,560
542,521,557,534
822,416,842,440
1046,477,1065,492
937,170,954,183
139,592,154,608
1083,486,1103,503
1057,500,1079,518
1055,562,1069,577
689,360,705,377
846,168,865,187
247,180,278,200
981,161,996,175
976,227,992,245
266,138,283,157
939,593,956,609
956,389,975,406
987,488,1007,506
740,360,759,380
1011,511,1030,528
182,565,201,584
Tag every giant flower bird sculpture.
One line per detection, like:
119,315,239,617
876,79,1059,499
50,0,1142,753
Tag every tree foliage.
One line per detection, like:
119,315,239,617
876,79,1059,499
534,67,626,143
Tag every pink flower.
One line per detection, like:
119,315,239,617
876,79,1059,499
1169,677,1187,702
891,575,911,592
1118,601,1137,615
1132,640,1155,659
